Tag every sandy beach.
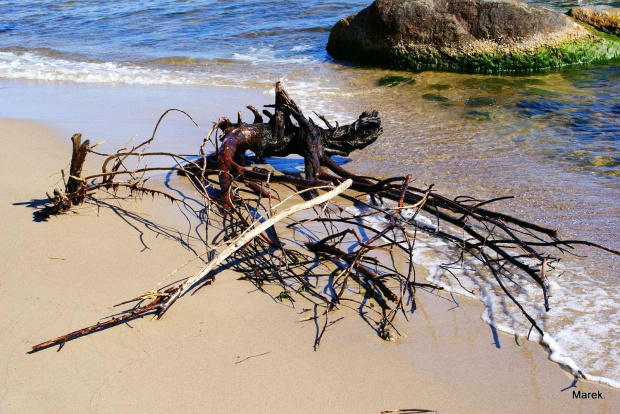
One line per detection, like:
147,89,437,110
1,112,619,413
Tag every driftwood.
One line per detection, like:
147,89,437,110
32,179,352,352
184,81,381,203
32,83,620,368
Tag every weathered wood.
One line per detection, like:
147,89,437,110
211,82,381,200
44,188,71,214
31,179,352,351
65,133,90,201
34,81,620,368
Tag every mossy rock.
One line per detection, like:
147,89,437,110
465,96,496,107
463,110,491,121
327,0,620,74
428,84,451,91
422,93,450,102
377,75,415,87
391,36,620,74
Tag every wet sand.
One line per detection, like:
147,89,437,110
1,114,619,413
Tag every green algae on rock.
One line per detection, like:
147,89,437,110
465,96,496,107
422,93,450,102
377,75,416,87
428,83,451,91
463,110,491,121
326,0,620,74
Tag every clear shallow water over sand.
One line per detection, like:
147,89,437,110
1,0,619,386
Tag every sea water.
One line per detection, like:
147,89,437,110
1,0,619,387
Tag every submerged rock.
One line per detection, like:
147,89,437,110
422,93,449,102
428,83,451,90
567,7,620,37
377,75,416,86
463,110,491,121
326,0,620,74
465,96,496,106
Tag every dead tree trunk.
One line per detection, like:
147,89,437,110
43,133,90,216
66,133,90,196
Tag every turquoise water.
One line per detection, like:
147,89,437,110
1,0,619,386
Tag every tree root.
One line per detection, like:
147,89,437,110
31,82,620,355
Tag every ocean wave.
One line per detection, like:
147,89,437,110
347,196,620,388
0,49,272,88
0,47,367,129
0,47,325,89
0,50,192,85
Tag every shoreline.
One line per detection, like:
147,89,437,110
2,113,619,413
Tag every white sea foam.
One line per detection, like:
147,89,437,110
0,50,271,88
291,44,314,52
0,51,194,85
347,196,620,388
264,77,359,126
0,48,339,104
231,47,317,65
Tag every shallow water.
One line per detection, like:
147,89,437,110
1,0,619,386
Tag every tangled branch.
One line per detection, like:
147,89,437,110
32,82,619,359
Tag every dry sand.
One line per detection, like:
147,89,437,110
1,117,619,413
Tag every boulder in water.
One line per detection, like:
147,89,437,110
326,0,620,74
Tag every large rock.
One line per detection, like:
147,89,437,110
326,0,620,74
567,7,620,36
